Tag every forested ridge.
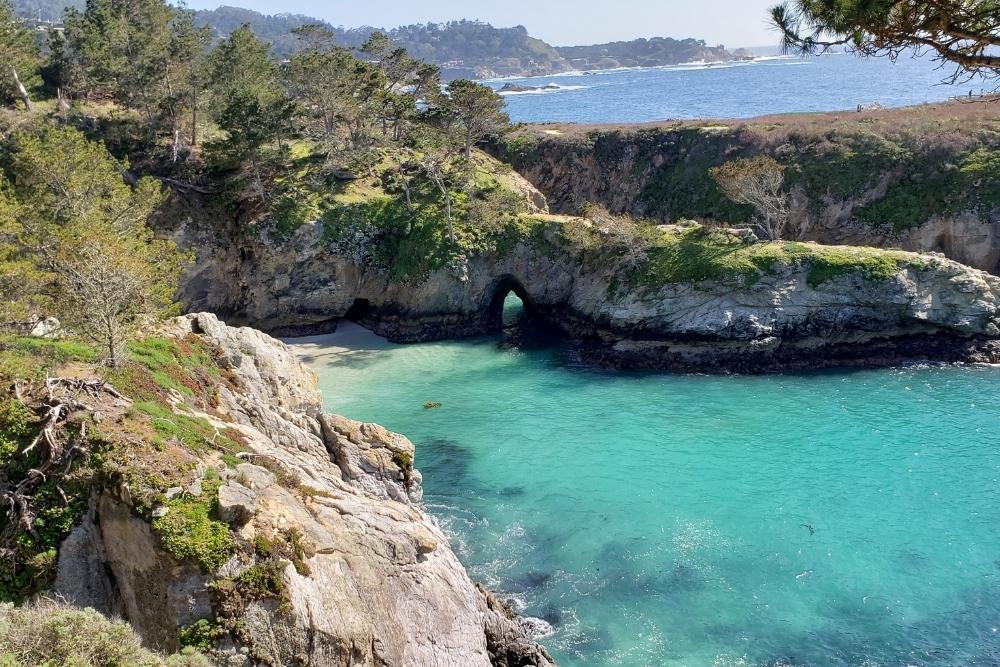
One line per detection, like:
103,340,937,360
12,0,743,78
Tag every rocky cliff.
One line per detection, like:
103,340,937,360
177,210,1000,372
49,312,554,666
493,102,1000,273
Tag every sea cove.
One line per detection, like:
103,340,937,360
291,315,1000,667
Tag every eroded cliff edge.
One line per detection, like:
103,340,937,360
50,312,553,667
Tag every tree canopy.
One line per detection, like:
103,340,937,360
771,0,1000,80
1,127,187,365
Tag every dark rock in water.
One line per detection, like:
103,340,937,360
539,604,562,626
662,563,705,593
498,82,560,93
423,439,472,483
509,570,553,592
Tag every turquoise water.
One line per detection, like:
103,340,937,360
490,52,987,123
290,309,1000,667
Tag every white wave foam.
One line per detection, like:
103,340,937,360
520,616,556,639
498,84,588,96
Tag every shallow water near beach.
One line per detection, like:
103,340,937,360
289,305,1000,667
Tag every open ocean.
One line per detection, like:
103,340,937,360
486,51,988,123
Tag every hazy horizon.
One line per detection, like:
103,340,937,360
183,0,784,49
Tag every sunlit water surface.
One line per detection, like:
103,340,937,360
489,52,987,123
289,303,1000,667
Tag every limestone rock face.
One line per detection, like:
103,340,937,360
217,482,256,525
54,312,553,666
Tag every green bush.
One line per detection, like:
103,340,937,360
0,399,32,466
151,478,235,572
179,618,226,652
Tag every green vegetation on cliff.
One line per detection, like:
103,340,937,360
321,152,536,282
631,224,920,288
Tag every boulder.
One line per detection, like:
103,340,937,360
217,482,256,525
30,317,61,338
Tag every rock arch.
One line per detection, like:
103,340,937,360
483,276,534,331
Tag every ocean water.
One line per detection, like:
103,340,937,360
291,305,1000,667
488,53,988,123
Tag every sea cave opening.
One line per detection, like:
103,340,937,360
485,277,563,351
344,298,373,323
502,292,526,327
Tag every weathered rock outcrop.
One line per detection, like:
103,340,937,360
178,214,1000,372
52,313,554,667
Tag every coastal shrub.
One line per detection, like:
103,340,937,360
0,602,209,666
0,398,32,466
323,171,540,284
0,474,94,603
112,336,228,402
392,450,414,488
497,132,540,165
151,477,236,572
236,561,287,600
179,618,226,652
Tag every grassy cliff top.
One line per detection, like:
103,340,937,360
633,223,928,289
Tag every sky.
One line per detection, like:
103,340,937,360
184,0,784,49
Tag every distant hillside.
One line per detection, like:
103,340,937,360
190,6,372,57
387,21,568,79
12,0,80,21
558,37,753,70
12,0,747,79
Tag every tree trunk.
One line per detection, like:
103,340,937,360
11,67,32,111
440,183,455,244
464,128,472,161
191,85,198,147
57,88,70,115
